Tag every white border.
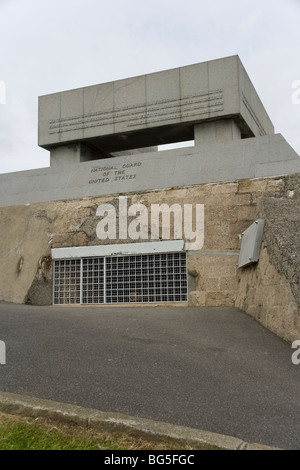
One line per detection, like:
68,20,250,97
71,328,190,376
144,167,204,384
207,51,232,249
51,240,185,260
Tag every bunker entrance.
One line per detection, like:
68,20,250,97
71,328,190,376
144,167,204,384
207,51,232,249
53,252,188,305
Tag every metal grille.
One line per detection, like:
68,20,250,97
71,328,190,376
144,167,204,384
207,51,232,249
82,257,105,304
53,252,187,305
106,252,187,303
53,259,81,305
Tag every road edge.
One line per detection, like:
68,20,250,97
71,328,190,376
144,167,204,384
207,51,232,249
0,391,280,450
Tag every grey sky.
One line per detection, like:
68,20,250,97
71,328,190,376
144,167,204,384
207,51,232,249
0,0,299,174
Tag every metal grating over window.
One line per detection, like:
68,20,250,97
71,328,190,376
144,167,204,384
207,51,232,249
53,259,81,305
106,253,187,303
82,257,105,304
53,252,187,305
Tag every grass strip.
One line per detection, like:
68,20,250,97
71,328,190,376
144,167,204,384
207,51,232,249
0,411,192,451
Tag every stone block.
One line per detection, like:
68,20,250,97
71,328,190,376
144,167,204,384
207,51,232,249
114,75,147,133
236,205,256,222
237,178,284,196
188,290,206,306
179,61,209,98
146,68,180,111
38,92,61,147
206,291,236,307
83,82,114,139
60,88,84,142
199,277,220,291
220,277,239,291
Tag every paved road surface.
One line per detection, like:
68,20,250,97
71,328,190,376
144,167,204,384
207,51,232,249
0,302,299,449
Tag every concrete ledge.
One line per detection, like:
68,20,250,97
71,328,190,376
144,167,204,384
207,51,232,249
0,391,280,450
1,134,299,208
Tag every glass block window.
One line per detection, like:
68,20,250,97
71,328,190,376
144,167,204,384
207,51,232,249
53,252,187,305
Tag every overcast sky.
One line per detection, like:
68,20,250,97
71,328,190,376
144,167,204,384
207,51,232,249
0,0,299,174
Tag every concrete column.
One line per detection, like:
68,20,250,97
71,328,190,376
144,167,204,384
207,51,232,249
194,119,241,147
50,144,100,166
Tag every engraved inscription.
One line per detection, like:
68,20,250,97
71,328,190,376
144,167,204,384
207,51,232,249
89,162,142,185
49,90,224,135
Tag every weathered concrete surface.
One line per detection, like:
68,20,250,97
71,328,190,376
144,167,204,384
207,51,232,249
236,192,300,342
0,205,54,304
0,175,288,308
0,391,279,450
38,55,274,155
0,134,299,208
256,197,300,310
236,243,299,342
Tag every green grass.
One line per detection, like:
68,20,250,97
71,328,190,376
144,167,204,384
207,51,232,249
0,415,122,450
0,412,193,451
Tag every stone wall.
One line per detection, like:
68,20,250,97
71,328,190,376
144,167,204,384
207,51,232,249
0,204,54,304
235,178,300,342
1,174,296,315
236,243,299,342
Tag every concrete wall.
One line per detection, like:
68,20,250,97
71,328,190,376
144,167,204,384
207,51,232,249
1,134,300,208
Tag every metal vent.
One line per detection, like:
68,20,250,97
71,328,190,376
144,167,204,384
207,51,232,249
53,252,187,305
106,252,187,304
82,257,105,304
53,259,81,305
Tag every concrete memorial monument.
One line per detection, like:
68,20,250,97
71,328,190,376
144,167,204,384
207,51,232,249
1,55,300,206
0,55,299,342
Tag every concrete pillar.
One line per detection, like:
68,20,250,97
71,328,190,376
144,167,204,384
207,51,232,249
194,119,241,147
50,144,100,166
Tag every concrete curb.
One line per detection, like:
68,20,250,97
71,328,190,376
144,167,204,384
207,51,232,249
0,391,280,450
